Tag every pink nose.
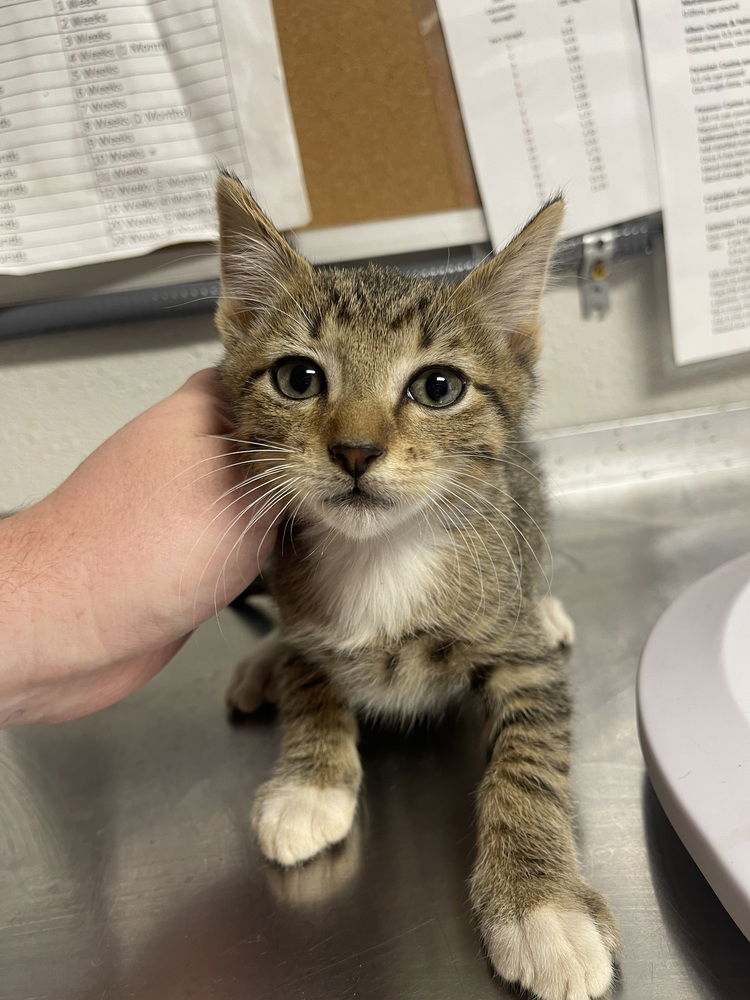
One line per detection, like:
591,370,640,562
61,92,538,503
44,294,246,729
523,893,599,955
328,442,384,479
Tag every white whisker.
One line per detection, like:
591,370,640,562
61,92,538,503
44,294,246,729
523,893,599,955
453,473,551,597
206,463,294,512
445,450,545,487
182,459,294,504
434,493,485,629
204,435,299,453
192,476,299,628
215,484,299,614
445,483,522,630
180,471,297,620
149,446,288,505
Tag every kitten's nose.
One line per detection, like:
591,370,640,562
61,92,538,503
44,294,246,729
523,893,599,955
329,442,384,479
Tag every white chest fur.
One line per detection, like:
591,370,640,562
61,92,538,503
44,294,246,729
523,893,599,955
301,521,443,651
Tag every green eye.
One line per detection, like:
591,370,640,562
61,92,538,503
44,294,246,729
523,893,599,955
273,356,326,400
407,367,465,408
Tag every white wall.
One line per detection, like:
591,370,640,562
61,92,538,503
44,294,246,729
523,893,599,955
0,316,222,511
537,239,750,427
2,239,750,512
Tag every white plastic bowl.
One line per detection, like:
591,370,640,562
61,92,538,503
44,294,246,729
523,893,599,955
638,552,750,941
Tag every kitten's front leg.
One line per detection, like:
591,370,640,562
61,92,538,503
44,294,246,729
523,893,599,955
252,654,361,867
471,655,617,1000
226,630,281,715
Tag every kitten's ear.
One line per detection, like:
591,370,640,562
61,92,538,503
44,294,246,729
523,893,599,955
215,170,313,333
460,198,564,361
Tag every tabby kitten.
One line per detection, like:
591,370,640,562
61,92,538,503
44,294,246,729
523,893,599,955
215,170,617,1000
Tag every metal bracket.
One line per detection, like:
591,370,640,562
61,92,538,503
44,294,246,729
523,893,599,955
579,229,616,320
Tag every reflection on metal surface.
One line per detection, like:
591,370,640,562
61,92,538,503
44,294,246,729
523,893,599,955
3,460,750,998
536,402,750,495
265,819,363,907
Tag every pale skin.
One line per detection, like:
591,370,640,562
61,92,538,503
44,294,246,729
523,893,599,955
0,368,279,727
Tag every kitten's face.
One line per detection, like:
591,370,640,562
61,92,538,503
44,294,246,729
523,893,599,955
215,174,562,541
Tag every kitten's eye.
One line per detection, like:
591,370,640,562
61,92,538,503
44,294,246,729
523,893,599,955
273,356,326,400
407,367,465,408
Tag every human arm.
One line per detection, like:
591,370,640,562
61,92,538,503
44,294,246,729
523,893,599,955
0,368,278,726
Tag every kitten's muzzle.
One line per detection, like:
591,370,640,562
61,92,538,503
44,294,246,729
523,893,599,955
329,487,395,510
328,442,385,479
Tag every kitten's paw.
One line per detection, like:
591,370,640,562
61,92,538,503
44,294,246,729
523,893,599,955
483,903,615,1000
225,641,279,715
252,781,357,867
538,596,576,650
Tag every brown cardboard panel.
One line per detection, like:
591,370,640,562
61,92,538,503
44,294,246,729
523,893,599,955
410,0,479,208
272,0,480,228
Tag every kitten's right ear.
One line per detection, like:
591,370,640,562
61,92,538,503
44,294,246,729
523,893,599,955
458,197,564,364
215,170,313,335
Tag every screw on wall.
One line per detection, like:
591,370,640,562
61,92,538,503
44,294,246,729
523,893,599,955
579,230,616,320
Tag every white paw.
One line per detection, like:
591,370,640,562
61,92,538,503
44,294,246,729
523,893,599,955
252,782,357,867
538,596,576,649
485,905,614,1000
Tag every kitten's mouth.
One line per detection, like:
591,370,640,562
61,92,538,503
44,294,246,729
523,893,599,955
328,485,395,510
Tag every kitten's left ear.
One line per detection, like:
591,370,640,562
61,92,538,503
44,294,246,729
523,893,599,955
460,197,564,361
215,169,313,336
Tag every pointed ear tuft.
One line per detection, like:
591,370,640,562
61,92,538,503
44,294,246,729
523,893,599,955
215,169,312,334
460,197,564,361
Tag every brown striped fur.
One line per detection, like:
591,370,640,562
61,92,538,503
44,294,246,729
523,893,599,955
216,171,617,1000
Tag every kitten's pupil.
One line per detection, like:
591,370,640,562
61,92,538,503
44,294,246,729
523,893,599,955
273,356,324,399
426,372,450,402
290,363,314,395
408,366,464,408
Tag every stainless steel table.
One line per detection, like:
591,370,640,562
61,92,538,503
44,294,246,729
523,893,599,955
3,467,750,999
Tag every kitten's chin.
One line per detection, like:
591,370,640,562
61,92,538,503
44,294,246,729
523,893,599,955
316,498,410,540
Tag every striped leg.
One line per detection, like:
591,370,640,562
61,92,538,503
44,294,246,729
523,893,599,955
252,654,361,867
471,655,617,1000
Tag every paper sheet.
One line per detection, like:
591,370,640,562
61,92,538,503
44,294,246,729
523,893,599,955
638,1,750,365
1,0,309,275
435,0,660,246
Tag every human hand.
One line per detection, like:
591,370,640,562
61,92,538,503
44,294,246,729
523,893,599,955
1,369,280,725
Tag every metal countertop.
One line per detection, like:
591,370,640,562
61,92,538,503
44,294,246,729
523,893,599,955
3,466,750,1000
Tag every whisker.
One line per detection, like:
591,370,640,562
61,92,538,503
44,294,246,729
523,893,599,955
285,487,313,557
432,496,473,624
445,451,545,487
453,473,552,596
192,476,299,629
441,488,504,595
215,485,295,616
215,484,299,613
164,295,219,310
434,494,484,628
218,294,311,328
206,463,294,512
255,488,298,574
447,481,523,590
156,250,217,269
179,471,296,616
303,518,336,566
444,485,522,631
182,459,294,504
203,435,299,453
150,446,289,504
416,489,463,593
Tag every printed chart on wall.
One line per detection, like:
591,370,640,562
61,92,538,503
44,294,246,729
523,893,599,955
638,0,750,365
435,0,660,246
0,0,309,275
